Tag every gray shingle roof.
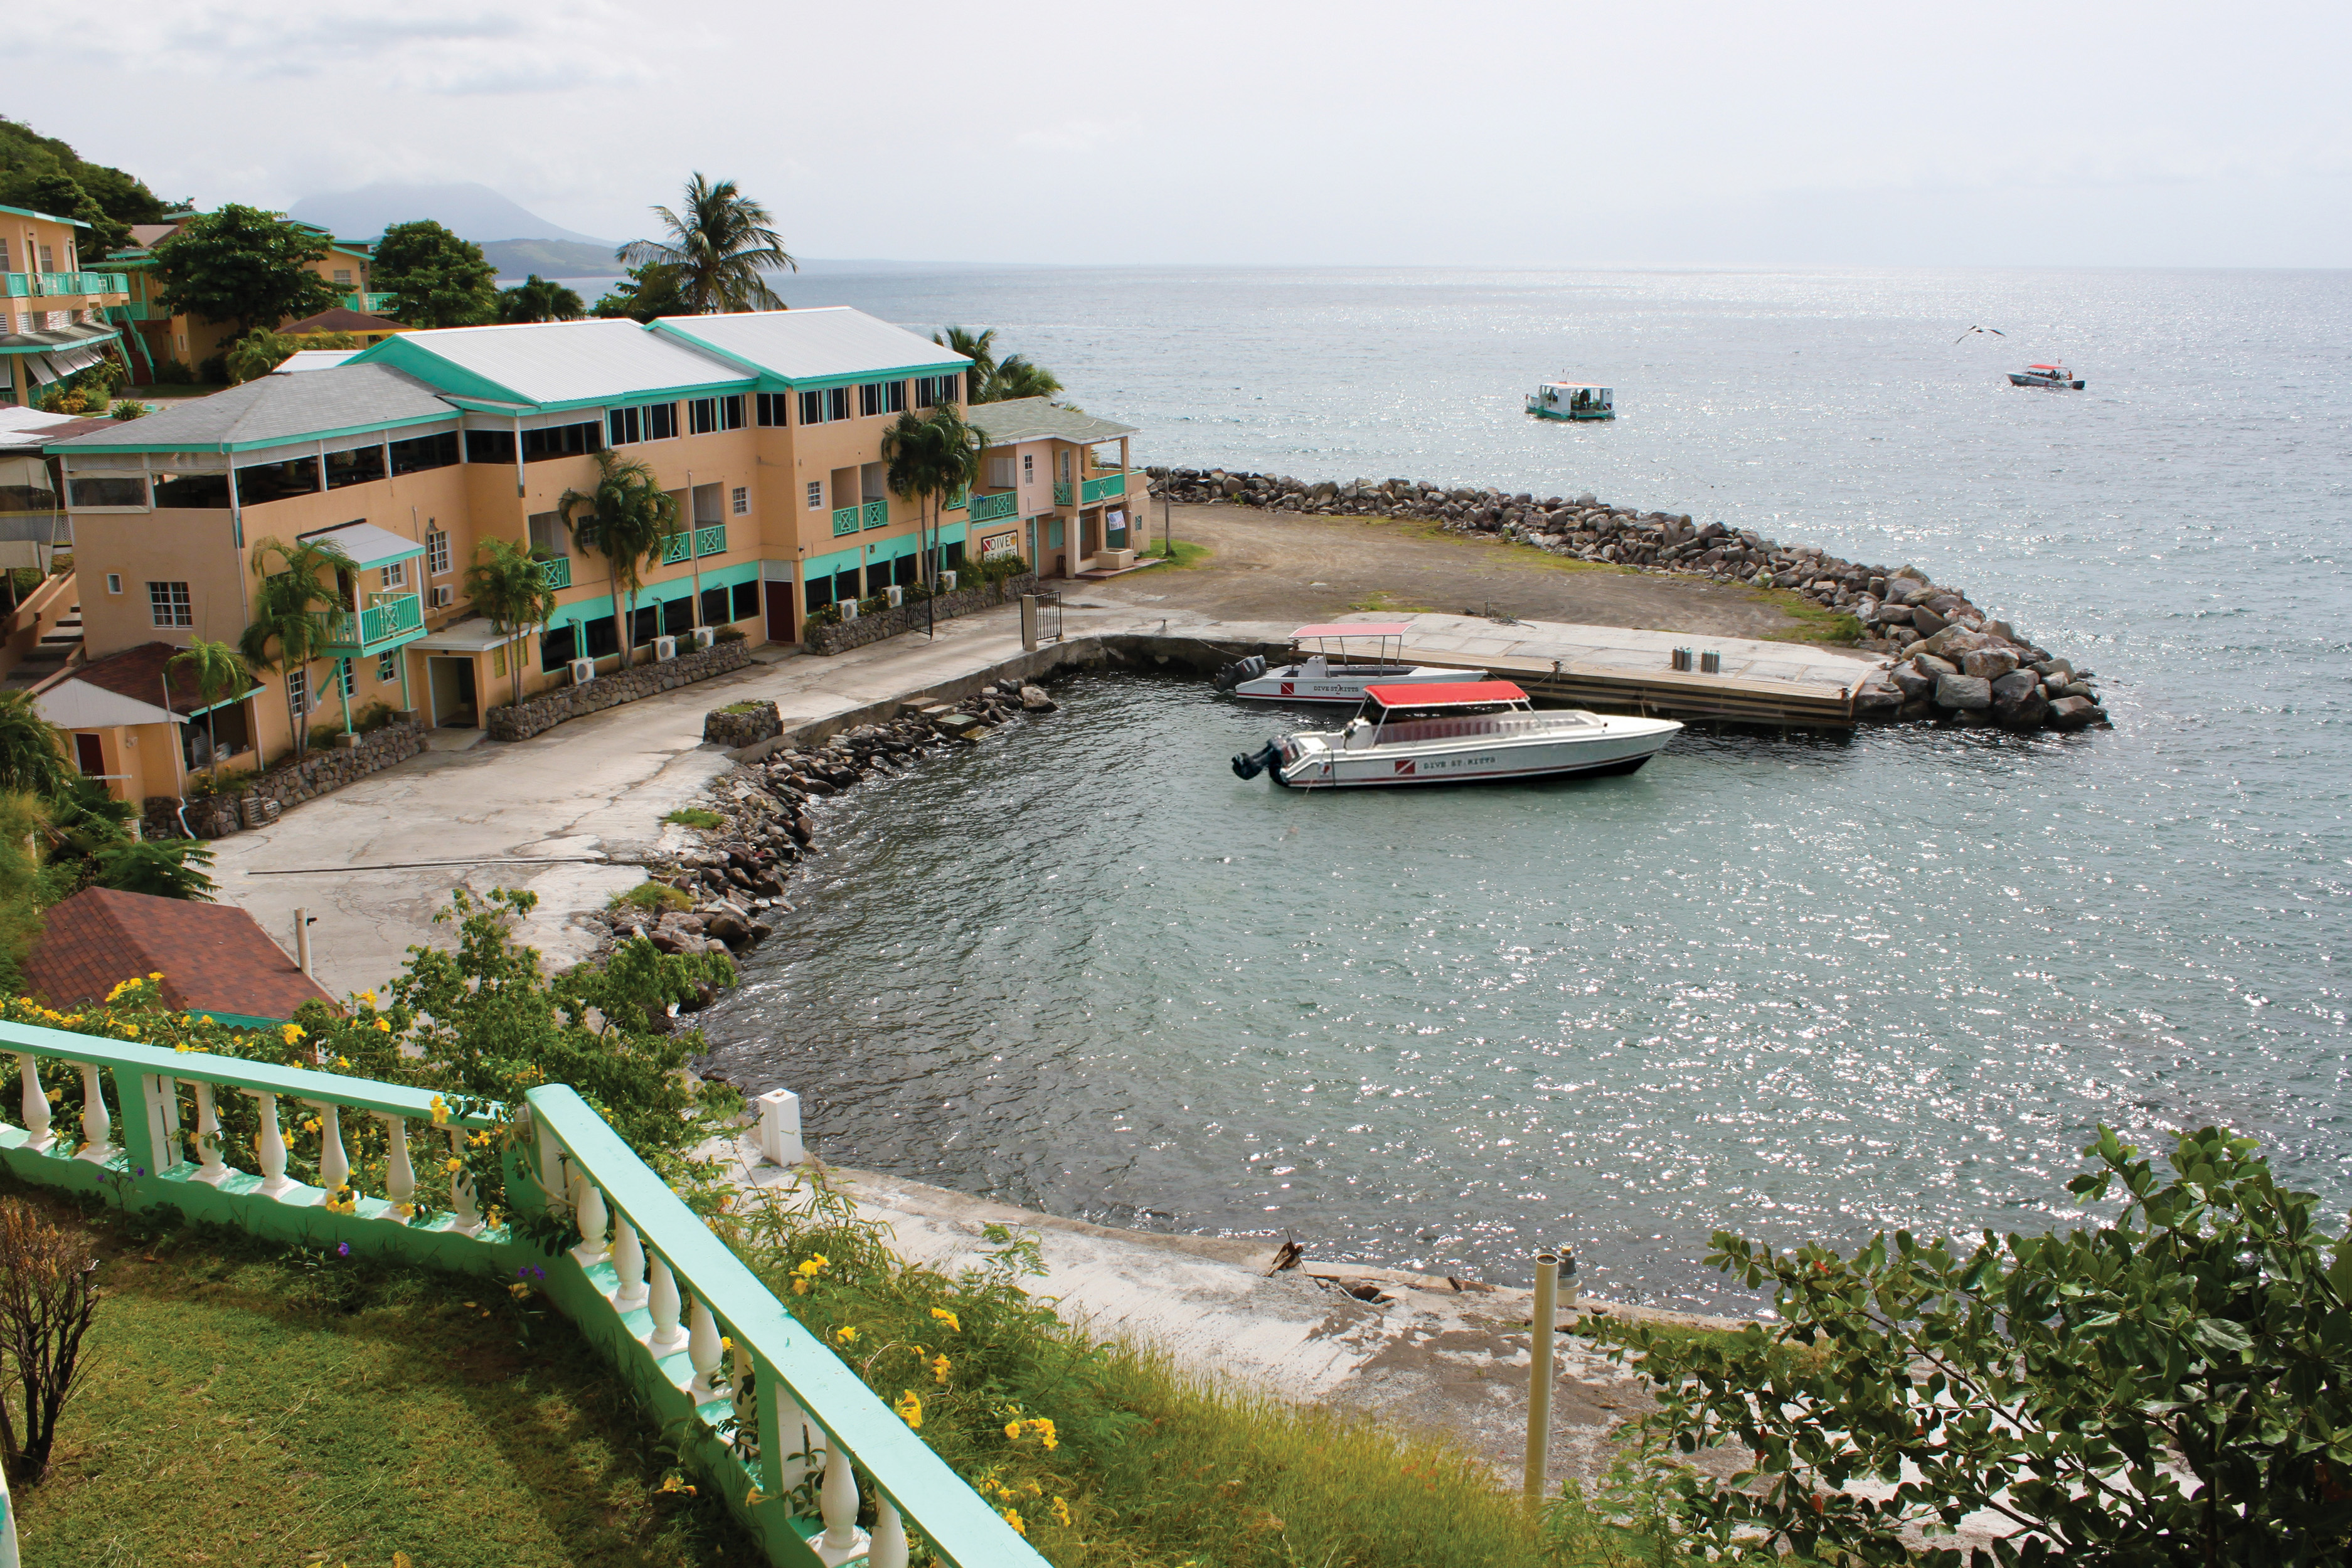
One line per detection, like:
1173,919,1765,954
966,396,1138,446
46,363,455,453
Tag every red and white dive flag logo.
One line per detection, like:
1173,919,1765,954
1393,758,1417,776
1280,681,1295,696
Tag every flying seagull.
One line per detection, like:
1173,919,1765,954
1953,325,2007,344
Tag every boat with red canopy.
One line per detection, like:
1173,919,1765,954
2009,364,2085,390
1230,680,1681,788
1213,622,1481,704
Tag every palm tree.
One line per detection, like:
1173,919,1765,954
617,174,794,314
166,638,252,783
934,327,997,396
498,274,586,324
882,406,985,639
991,355,1063,402
238,536,353,760
464,539,559,707
558,450,679,669
0,691,68,798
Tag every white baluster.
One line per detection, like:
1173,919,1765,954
190,1081,227,1184
610,1213,648,1310
534,1118,571,1214
151,1074,183,1168
447,1125,480,1232
246,1091,293,1195
686,1294,723,1397
871,1495,908,1568
374,1113,416,1212
75,1062,112,1162
816,1436,868,1565
306,1100,349,1198
646,1254,688,1356
18,1053,53,1152
570,1173,609,1265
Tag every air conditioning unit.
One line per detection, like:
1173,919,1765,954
653,635,678,662
428,585,454,609
939,570,958,592
840,598,859,622
567,658,597,686
884,585,903,608
691,627,715,650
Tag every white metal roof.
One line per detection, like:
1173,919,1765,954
383,318,750,406
274,350,361,373
299,519,427,567
651,307,968,383
37,678,178,730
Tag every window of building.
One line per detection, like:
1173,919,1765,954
147,581,192,628
464,430,515,465
67,475,146,507
152,472,231,509
287,666,308,716
528,511,568,557
380,561,407,591
1059,450,1071,482
0,241,9,271
798,390,823,426
1021,453,1034,484
233,456,322,504
755,392,789,426
631,604,660,645
662,597,694,637
38,246,53,273
720,394,745,430
540,623,577,670
804,575,833,613
336,659,356,699
689,397,718,435
858,381,907,418
324,445,386,490
806,480,822,511
732,485,749,516
334,268,352,287
648,403,676,440
427,529,450,576
987,455,1016,489
608,406,639,446
732,580,760,622
492,644,507,679
105,573,122,595
914,373,962,408
827,387,849,422
523,421,599,462
390,430,460,475
377,650,396,682
702,585,730,625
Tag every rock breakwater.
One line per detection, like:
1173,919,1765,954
1147,467,2107,732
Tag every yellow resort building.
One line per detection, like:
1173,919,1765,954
0,202,132,407
35,307,1145,805
107,212,388,383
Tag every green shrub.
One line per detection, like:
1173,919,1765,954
805,604,843,630
662,807,723,830
612,879,696,912
194,352,229,385
151,359,196,385
108,398,147,421
712,624,745,643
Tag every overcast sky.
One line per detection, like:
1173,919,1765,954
16,0,2349,267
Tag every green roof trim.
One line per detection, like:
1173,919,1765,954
349,335,531,407
53,410,458,457
0,201,92,230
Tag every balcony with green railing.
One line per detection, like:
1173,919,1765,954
1082,473,1128,505
1052,483,1073,506
861,500,888,531
832,505,859,538
969,490,1018,523
344,291,399,315
3,272,129,299
695,524,726,558
319,591,425,654
538,555,572,590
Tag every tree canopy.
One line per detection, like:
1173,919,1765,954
0,117,172,257
935,325,1063,404
370,220,498,328
153,206,342,336
591,262,692,322
617,173,793,313
497,273,585,324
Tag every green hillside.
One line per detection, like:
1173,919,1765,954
481,237,623,280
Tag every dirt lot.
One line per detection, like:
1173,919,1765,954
1105,502,1827,640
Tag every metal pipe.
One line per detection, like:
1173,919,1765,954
293,907,312,978
1523,1251,1559,1502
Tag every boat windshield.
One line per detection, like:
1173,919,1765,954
1292,622,1408,665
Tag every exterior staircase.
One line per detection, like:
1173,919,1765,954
7,596,82,687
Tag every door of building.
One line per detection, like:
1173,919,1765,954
1080,509,1100,563
428,657,478,728
765,580,796,644
73,734,104,776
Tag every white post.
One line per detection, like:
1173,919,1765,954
375,1112,416,1212
248,1091,293,1195
191,1081,227,1184
1524,1251,1560,1502
870,1496,908,1568
18,1054,52,1152
447,1125,480,1232
646,1254,688,1356
610,1213,649,1310
535,1118,572,1214
293,906,312,977
74,1062,111,1162
687,1295,723,1397
571,1172,609,1264
817,1436,867,1564
307,1100,349,1196
757,1088,806,1167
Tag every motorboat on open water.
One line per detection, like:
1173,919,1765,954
1230,681,1681,789
1526,381,1614,421
2009,363,2085,390
1215,623,1482,705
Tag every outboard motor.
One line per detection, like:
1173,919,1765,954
1214,654,1267,691
1231,739,1284,780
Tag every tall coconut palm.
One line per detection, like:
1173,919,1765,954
558,450,679,668
933,326,997,394
991,355,1064,402
617,174,794,314
498,274,586,324
238,536,352,760
882,406,985,640
167,638,252,783
463,538,559,707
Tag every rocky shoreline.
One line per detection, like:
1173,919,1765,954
1147,467,2109,732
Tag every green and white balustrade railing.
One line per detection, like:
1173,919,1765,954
2,272,129,298
0,1022,1046,1568
832,506,860,538
538,555,573,590
1080,474,1126,505
322,591,425,651
663,526,730,565
862,501,888,531
967,492,1017,524
1051,484,1073,507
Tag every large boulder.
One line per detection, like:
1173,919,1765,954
1892,665,1937,703
1910,606,1948,636
1919,626,1992,662
1912,653,1960,678
1962,647,2021,681
1935,673,1994,711
2046,696,2104,729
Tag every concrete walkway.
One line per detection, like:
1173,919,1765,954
1376,611,1881,694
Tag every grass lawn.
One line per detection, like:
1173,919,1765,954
1746,587,1865,646
11,1195,753,1568
1138,538,1211,569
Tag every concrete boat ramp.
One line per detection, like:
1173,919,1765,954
1357,612,1888,727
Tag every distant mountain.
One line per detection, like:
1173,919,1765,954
289,181,610,246
482,238,624,280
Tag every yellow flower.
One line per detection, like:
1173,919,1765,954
930,1307,960,1333
334,1055,350,1068
302,1118,321,1134
149,971,163,981
791,1278,809,1295
359,989,378,1007
1000,1508,1025,1536
509,1281,530,1298
1052,1496,1072,1528
720,1335,733,1352
893,1389,923,1429
174,1042,193,1054
443,1156,464,1174
834,1325,859,1345
930,1353,951,1385
429,1094,449,1124
796,1254,828,1276
282,1023,306,1045
1004,1421,1021,1441
375,1019,391,1032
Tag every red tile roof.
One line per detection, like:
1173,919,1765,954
61,641,258,718
283,307,402,334
23,887,338,1022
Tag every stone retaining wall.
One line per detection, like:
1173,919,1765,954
487,640,751,742
143,719,430,838
802,574,1037,657
702,701,782,749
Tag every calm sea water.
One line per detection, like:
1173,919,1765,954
698,266,2352,1307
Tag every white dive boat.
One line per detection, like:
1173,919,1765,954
1231,681,1681,789
1213,623,1482,704
2008,363,2085,390
1527,381,1614,421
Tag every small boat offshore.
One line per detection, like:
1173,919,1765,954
1526,381,1614,421
1215,623,1479,705
2009,364,2085,390
1230,681,1681,789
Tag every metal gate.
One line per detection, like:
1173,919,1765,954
1021,590,1063,649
